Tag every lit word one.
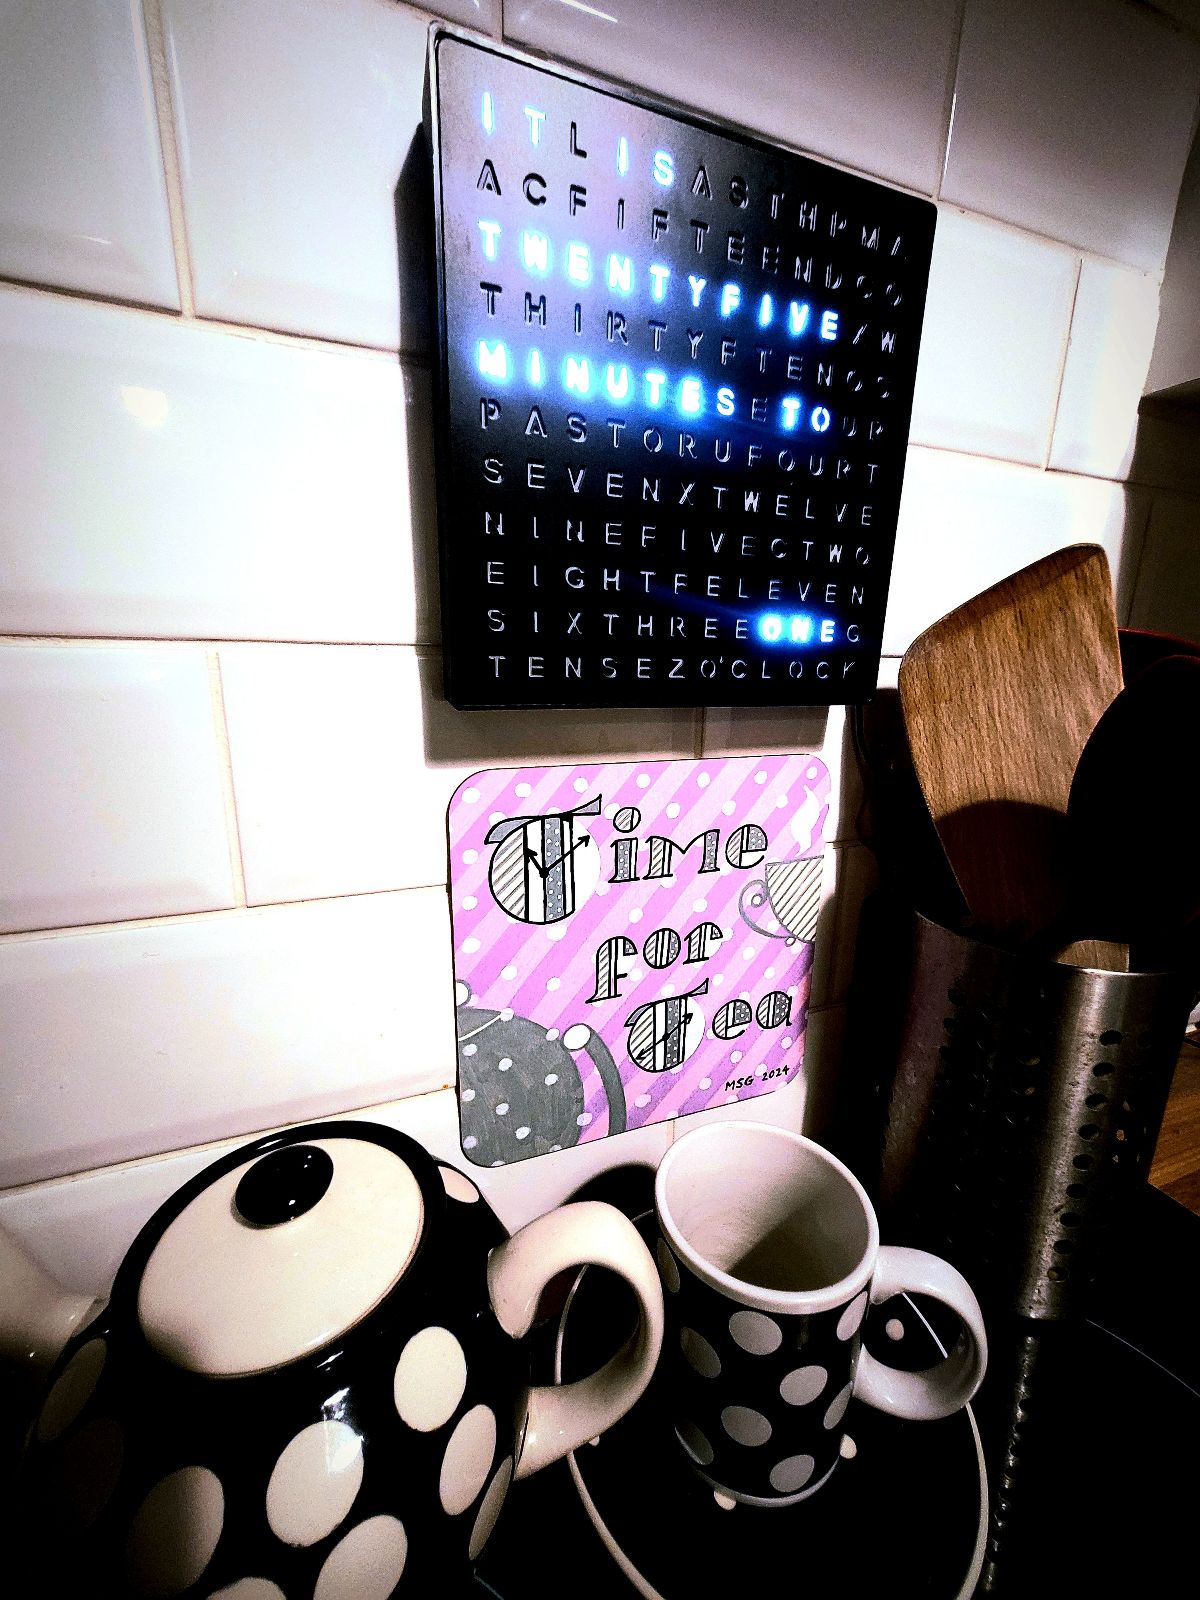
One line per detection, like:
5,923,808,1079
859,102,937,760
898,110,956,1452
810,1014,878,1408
757,612,838,646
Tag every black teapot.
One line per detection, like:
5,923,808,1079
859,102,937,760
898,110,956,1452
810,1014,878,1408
1,1121,663,1597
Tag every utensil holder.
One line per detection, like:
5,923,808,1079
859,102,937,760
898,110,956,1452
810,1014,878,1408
841,905,1195,1320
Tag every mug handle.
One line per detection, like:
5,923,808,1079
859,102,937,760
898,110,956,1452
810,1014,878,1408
487,1200,664,1480
851,1246,987,1421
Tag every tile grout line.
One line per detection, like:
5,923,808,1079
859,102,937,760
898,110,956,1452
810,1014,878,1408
206,649,248,908
1042,254,1084,471
140,0,197,319
933,0,969,202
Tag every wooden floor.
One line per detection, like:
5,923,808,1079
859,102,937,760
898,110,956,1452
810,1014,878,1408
1150,1032,1200,1213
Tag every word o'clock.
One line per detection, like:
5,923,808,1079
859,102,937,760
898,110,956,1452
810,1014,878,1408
428,29,935,709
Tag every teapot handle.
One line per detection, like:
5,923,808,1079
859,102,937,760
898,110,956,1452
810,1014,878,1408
486,1200,664,1480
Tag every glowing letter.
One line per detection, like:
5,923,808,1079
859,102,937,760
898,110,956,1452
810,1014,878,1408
811,405,832,432
716,386,735,417
645,370,667,407
780,396,801,430
648,263,670,301
820,619,836,643
720,282,741,317
566,241,591,285
477,340,509,381
521,230,550,273
607,253,633,294
758,293,774,327
791,615,813,643
605,363,631,401
788,300,811,336
477,220,501,260
564,356,591,397
679,377,702,415
759,614,783,643
481,92,495,133
617,136,630,176
528,349,545,386
652,149,674,186
524,105,546,145
688,275,706,308
820,309,839,341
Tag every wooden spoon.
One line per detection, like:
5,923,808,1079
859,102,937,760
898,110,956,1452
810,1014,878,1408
898,546,1123,954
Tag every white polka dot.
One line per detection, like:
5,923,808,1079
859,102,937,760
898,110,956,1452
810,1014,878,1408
655,1239,681,1292
676,1421,714,1466
731,1051,742,1063
574,778,589,792
499,1008,514,1021
454,981,470,1005
699,1077,711,1090
728,1310,783,1355
755,771,768,784
769,1454,815,1493
635,1093,652,1107
38,1337,106,1444
462,849,478,864
680,1327,722,1378
462,938,480,954
208,1582,285,1600
742,946,756,960
462,1043,477,1057
693,899,707,912
462,896,477,910
577,1111,593,1127
837,1291,869,1341
463,788,480,804
547,977,561,991
468,1456,513,1561
266,1420,363,1547
498,1058,512,1071
440,1405,497,1516
824,1380,854,1431
440,1167,480,1203
885,1318,905,1342
775,794,789,808
547,925,567,940
714,1490,737,1510
544,1073,558,1086
697,773,711,787
394,1326,467,1433
636,773,651,788
488,811,505,824
545,1028,559,1041
501,965,517,980
515,782,532,797
722,800,736,815
126,1465,223,1598
515,1127,531,1140
313,1514,407,1600
781,1036,792,1049
629,906,643,922
666,802,681,818
779,1365,827,1406
595,880,610,895
722,1406,772,1447
628,967,642,982
496,1103,509,1116
562,1024,591,1050
840,1434,858,1459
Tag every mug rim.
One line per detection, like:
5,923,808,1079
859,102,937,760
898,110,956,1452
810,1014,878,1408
655,1122,880,1315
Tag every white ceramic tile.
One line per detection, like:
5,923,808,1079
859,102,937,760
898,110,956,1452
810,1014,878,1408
942,0,1200,271
0,0,178,308
506,0,961,193
1049,261,1161,480
163,0,450,350
884,447,1143,654
0,889,457,1188
700,703,863,846
0,287,433,642
219,645,696,905
909,210,1077,465
1128,490,1200,641
0,1087,670,1300
0,645,234,934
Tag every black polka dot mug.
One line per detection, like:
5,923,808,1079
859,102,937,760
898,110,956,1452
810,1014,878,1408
654,1122,987,1506
0,1120,663,1596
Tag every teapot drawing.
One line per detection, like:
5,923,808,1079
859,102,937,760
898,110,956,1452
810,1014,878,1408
0,1121,663,1597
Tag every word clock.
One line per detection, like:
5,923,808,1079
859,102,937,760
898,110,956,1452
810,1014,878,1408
427,28,935,709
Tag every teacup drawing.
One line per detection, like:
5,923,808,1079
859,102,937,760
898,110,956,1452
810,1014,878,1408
739,857,823,946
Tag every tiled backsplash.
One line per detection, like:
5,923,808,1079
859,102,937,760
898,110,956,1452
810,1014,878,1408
2,0,1199,1290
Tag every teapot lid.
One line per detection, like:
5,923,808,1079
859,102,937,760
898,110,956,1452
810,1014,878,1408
120,1123,443,1378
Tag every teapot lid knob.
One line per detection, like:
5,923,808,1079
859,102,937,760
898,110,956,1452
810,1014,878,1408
234,1145,334,1228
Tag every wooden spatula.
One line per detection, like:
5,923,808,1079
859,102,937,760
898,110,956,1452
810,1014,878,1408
898,546,1123,956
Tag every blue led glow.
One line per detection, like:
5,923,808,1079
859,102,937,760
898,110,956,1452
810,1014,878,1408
652,149,674,186
788,300,811,336
524,105,545,145
564,355,591,396
644,370,667,406
780,396,801,430
679,376,703,415
811,405,832,432
820,309,840,342
605,363,631,402
688,275,706,309
477,220,501,261
527,349,544,386
521,230,551,273
648,263,670,302
481,92,494,134
477,340,510,381
617,136,629,176
565,241,591,285
758,293,774,328
607,253,633,294
757,613,836,646
720,282,740,318
716,385,735,417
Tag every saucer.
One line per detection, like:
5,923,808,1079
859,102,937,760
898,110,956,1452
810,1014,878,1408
556,1212,986,1600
